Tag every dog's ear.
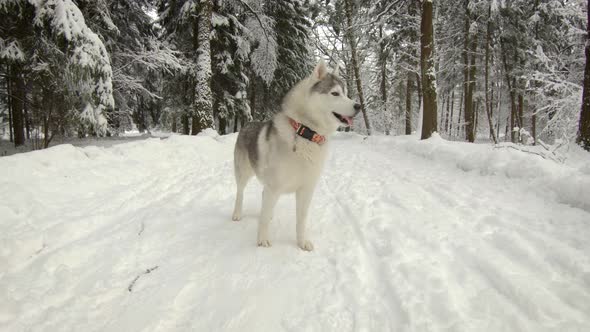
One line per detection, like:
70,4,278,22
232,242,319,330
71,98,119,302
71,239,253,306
332,65,340,77
312,59,328,79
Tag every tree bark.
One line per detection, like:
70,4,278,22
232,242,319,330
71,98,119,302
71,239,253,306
10,65,25,147
219,116,227,135
182,113,189,135
462,0,477,143
518,93,524,142
449,89,455,135
379,26,389,135
344,0,372,135
496,82,502,140
444,95,450,133
420,0,437,139
6,65,14,143
457,91,463,137
405,75,413,135
531,0,539,146
500,37,517,143
465,22,477,142
415,72,422,112
580,15,590,150
485,3,498,144
191,115,200,135
192,0,214,135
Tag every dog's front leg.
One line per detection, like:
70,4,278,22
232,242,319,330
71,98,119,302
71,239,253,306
258,187,279,247
296,186,315,251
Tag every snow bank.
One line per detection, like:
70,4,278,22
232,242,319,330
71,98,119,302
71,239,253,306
365,133,590,212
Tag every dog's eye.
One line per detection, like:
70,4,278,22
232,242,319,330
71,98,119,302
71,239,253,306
331,92,340,96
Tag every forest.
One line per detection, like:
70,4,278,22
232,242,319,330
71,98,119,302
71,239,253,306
1,0,589,152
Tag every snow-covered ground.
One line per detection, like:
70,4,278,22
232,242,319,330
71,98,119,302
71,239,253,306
1,132,590,331
0,130,170,157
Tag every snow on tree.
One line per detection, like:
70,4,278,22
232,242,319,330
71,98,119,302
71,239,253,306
192,0,214,135
32,0,115,135
245,13,277,86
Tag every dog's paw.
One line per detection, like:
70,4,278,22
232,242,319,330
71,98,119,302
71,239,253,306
298,239,314,251
231,212,241,221
257,239,272,247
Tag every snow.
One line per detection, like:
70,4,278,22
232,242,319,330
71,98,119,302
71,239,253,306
1,133,590,331
0,39,25,62
212,12,230,27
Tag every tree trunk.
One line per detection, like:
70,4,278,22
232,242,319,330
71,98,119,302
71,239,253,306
420,0,437,139
10,65,25,147
474,100,479,138
379,26,389,135
182,113,190,135
485,3,498,144
415,72,422,112
505,116,510,141
449,89,455,135
405,75,413,135
462,0,477,143
191,115,200,135
500,36,517,143
465,26,477,142
518,94,524,142
496,82,502,140
24,86,30,140
192,0,214,135
510,82,517,142
6,65,14,143
444,95,450,133
344,0,371,135
579,26,590,151
457,92,463,137
219,116,227,135
43,107,54,149
531,0,539,146
171,114,177,133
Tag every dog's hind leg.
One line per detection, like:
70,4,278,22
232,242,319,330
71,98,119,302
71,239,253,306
232,148,253,221
257,187,279,247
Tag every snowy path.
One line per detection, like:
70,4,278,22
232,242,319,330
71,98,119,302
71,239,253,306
1,133,590,331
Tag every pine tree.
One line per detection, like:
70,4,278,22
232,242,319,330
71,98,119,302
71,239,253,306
1,0,114,146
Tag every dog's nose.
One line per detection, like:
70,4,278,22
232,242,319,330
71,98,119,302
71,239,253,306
354,103,361,114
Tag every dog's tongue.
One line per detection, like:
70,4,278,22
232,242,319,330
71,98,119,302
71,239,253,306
343,116,353,126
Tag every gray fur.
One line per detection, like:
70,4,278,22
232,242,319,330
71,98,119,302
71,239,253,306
265,120,276,142
310,73,345,94
236,121,266,169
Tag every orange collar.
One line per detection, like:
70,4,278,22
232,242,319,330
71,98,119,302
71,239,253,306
288,118,326,145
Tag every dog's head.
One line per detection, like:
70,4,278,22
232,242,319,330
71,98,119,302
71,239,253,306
308,60,360,130
284,60,360,134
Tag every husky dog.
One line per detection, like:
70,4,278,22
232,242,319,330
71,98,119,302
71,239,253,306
232,60,360,251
